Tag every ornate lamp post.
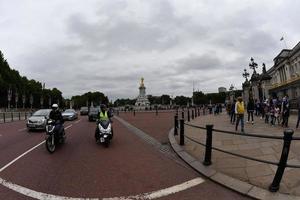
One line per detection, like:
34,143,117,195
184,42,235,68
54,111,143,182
7,87,12,110
22,94,26,109
249,57,258,74
15,91,19,110
242,69,251,99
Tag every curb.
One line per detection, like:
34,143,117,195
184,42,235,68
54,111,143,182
168,128,300,200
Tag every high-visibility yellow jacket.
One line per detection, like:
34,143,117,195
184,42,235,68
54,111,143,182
99,111,109,121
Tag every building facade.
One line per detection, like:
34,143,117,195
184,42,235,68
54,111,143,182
242,41,300,107
268,42,300,100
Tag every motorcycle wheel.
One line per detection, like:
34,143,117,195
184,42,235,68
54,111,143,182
104,139,110,148
46,137,56,153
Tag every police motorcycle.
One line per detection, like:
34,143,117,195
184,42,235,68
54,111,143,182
95,118,113,147
45,119,65,153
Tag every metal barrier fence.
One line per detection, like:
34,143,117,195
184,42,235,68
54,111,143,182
0,112,33,123
173,108,300,192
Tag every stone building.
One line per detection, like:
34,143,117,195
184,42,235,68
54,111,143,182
268,42,300,100
242,41,300,106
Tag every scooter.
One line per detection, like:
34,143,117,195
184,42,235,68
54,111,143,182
95,119,112,147
45,119,65,153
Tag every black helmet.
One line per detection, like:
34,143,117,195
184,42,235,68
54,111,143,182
100,104,107,110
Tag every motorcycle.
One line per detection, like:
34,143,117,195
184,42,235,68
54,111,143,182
95,119,112,147
45,119,65,153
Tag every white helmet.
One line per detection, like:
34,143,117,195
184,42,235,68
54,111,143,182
52,104,58,109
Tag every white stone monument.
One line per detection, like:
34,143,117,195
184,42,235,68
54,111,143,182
135,77,150,110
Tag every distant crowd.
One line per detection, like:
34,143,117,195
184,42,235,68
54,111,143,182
225,95,300,132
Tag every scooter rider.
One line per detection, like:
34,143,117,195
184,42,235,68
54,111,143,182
49,104,64,136
95,104,113,141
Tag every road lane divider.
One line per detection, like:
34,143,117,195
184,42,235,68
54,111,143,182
74,119,82,124
0,177,204,200
0,124,73,173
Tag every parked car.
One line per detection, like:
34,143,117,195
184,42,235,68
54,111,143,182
88,107,99,121
80,107,89,115
26,109,52,131
62,109,78,121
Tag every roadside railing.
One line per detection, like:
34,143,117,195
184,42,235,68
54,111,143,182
173,108,300,192
0,112,33,123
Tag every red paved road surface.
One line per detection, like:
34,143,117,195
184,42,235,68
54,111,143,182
0,113,251,199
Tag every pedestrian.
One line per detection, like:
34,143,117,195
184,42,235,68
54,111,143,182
274,105,280,125
264,101,270,124
296,97,300,129
230,99,236,124
270,104,275,126
235,97,245,132
281,96,290,128
247,97,255,124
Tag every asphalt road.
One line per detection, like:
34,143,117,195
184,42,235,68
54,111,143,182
0,112,252,200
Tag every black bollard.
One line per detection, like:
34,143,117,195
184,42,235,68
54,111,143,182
195,108,197,118
3,113,5,123
187,109,190,122
11,112,13,122
181,111,184,120
269,129,294,192
174,115,178,135
180,119,184,145
203,125,214,166
192,110,194,119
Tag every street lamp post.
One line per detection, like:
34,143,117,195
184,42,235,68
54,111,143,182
7,87,12,110
249,57,258,74
30,94,33,109
15,91,18,110
48,96,51,108
22,94,26,109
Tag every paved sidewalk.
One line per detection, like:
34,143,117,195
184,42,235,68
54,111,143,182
175,112,300,196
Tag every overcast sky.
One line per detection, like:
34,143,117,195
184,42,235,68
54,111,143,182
0,0,299,100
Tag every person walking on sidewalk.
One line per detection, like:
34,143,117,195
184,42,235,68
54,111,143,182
247,97,255,124
281,95,290,128
296,97,300,129
230,99,236,124
235,97,245,132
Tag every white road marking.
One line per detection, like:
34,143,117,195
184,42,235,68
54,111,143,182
0,177,204,200
18,128,27,132
0,141,45,173
0,124,73,173
74,119,82,124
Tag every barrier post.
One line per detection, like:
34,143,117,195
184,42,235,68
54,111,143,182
192,110,194,119
174,115,178,135
180,119,184,145
269,129,294,192
187,109,190,122
11,112,13,122
203,124,214,166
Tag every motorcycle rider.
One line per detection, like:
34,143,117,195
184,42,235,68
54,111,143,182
49,104,64,136
95,104,113,142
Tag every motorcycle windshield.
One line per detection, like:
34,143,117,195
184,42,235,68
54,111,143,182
100,120,110,129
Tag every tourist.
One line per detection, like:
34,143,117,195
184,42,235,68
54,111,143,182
296,96,300,129
281,95,290,127
274,105,280,125
230,99,236,124
247,97,255,124
235,97,245,132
